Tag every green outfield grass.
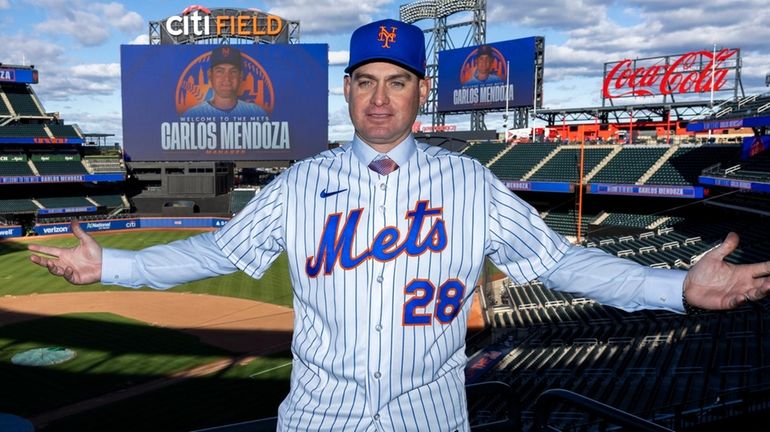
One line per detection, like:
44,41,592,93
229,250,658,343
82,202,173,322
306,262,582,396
0,312,233,417
2,230,293,307
0,230,295,429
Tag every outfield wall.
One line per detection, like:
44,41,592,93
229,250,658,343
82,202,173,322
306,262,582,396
9,217,231,238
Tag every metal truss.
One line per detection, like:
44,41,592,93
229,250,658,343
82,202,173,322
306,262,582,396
535,100,721,126
400,0,487,130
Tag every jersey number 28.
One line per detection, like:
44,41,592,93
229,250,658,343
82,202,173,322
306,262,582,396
403,278,465,325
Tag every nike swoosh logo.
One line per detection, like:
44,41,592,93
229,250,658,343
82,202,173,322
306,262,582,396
320,188,348,198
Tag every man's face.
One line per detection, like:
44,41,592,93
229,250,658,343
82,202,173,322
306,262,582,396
476,54,492,78
344,62,429,151
209,63,242,99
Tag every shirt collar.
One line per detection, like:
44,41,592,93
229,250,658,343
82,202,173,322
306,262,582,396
350,134,417,168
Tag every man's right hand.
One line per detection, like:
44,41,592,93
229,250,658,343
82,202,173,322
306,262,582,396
29,220,103,285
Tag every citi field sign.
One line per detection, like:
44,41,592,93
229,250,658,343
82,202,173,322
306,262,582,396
164,5,284,37
602,48,740,99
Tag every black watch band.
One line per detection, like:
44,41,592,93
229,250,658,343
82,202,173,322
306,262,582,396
682,292,707,316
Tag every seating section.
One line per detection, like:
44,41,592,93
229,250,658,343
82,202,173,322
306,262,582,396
83,157,125,173
1,83,44,116
645,146,739,185
489,143,558,180
478,217,770,430
726,149,770,182
714,92,770,118
0,95,10,116
600,212,662,229
230,188,256,214
37,196,94,209
0,123,48,138
90,194,126,208
542,210,596,237
528,147,613,182
590,146,668,184
47,124,81,138
33,154,88,175
0,199,39,213
0,153,34,176
462,141,508,165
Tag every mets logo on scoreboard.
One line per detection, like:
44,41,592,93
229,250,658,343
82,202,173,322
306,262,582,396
175,48,275,116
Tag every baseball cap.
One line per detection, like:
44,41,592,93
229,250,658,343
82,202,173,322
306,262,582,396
210,46,243,70
345,19,426,78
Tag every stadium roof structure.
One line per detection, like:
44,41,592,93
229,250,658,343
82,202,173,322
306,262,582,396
535,100,721,126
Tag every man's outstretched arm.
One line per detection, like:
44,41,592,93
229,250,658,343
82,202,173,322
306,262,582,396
29,220,237,289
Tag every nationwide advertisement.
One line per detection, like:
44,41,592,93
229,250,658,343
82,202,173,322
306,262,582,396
437,38,538,112
121,44,327,161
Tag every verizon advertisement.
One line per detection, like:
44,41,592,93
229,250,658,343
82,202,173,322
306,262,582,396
602,48,740,100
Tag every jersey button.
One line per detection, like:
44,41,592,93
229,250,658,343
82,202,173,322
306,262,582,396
375,324,383,331
379,183,387,190
379,205,386,213
374,414,381,421
374,371,382,379
376,275,384,283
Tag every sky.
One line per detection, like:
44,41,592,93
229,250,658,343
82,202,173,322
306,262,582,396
1,0,769,145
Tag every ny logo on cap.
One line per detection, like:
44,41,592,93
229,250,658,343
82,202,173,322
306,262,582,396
222,47,231,57
378,26,397,48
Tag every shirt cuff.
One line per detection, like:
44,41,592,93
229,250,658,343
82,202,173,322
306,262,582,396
101,248,138,286
643,268,687,313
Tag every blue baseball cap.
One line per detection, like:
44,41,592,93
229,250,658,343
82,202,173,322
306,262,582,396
210,46,243,70
345,19,426,78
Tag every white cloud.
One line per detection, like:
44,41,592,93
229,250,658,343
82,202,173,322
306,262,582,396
329,87,345,96
265,0,390,34
487,0,609,29
129,33,149,45
329,50,349,66
70,63,120,79
0,0,11,9
31,0,143,46
60,110,123,139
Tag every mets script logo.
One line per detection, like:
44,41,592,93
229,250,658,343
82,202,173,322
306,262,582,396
175,50,275,115
378,26,397,48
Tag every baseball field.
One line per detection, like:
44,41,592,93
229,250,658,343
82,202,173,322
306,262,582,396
0,229,295,431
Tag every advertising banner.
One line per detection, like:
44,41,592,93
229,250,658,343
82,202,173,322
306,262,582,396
437,38,538,112
121,44,328,161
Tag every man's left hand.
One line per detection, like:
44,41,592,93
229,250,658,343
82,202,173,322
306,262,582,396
684,232,770,310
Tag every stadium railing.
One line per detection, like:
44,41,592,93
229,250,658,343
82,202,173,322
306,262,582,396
533,388,673,432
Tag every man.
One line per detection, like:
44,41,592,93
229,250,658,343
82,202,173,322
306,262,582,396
466,45,502,85
182,45,267,118
30,18,770,432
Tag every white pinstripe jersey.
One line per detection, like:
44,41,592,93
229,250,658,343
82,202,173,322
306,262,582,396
213,135,570,431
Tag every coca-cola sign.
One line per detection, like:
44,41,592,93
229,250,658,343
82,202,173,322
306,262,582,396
602,48,739,99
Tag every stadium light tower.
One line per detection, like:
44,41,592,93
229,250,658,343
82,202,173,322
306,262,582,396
400,0,487,131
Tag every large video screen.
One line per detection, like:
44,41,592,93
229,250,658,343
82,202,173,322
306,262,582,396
121,44,327,161
437,38,537,112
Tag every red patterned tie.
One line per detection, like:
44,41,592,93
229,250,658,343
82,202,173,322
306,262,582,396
368,157,399,175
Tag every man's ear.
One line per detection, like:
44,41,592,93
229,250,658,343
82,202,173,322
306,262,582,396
418,77,431,105
343,75,351,103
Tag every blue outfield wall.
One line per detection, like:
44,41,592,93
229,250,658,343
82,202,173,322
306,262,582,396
28,217,230,237
0,225,24,238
